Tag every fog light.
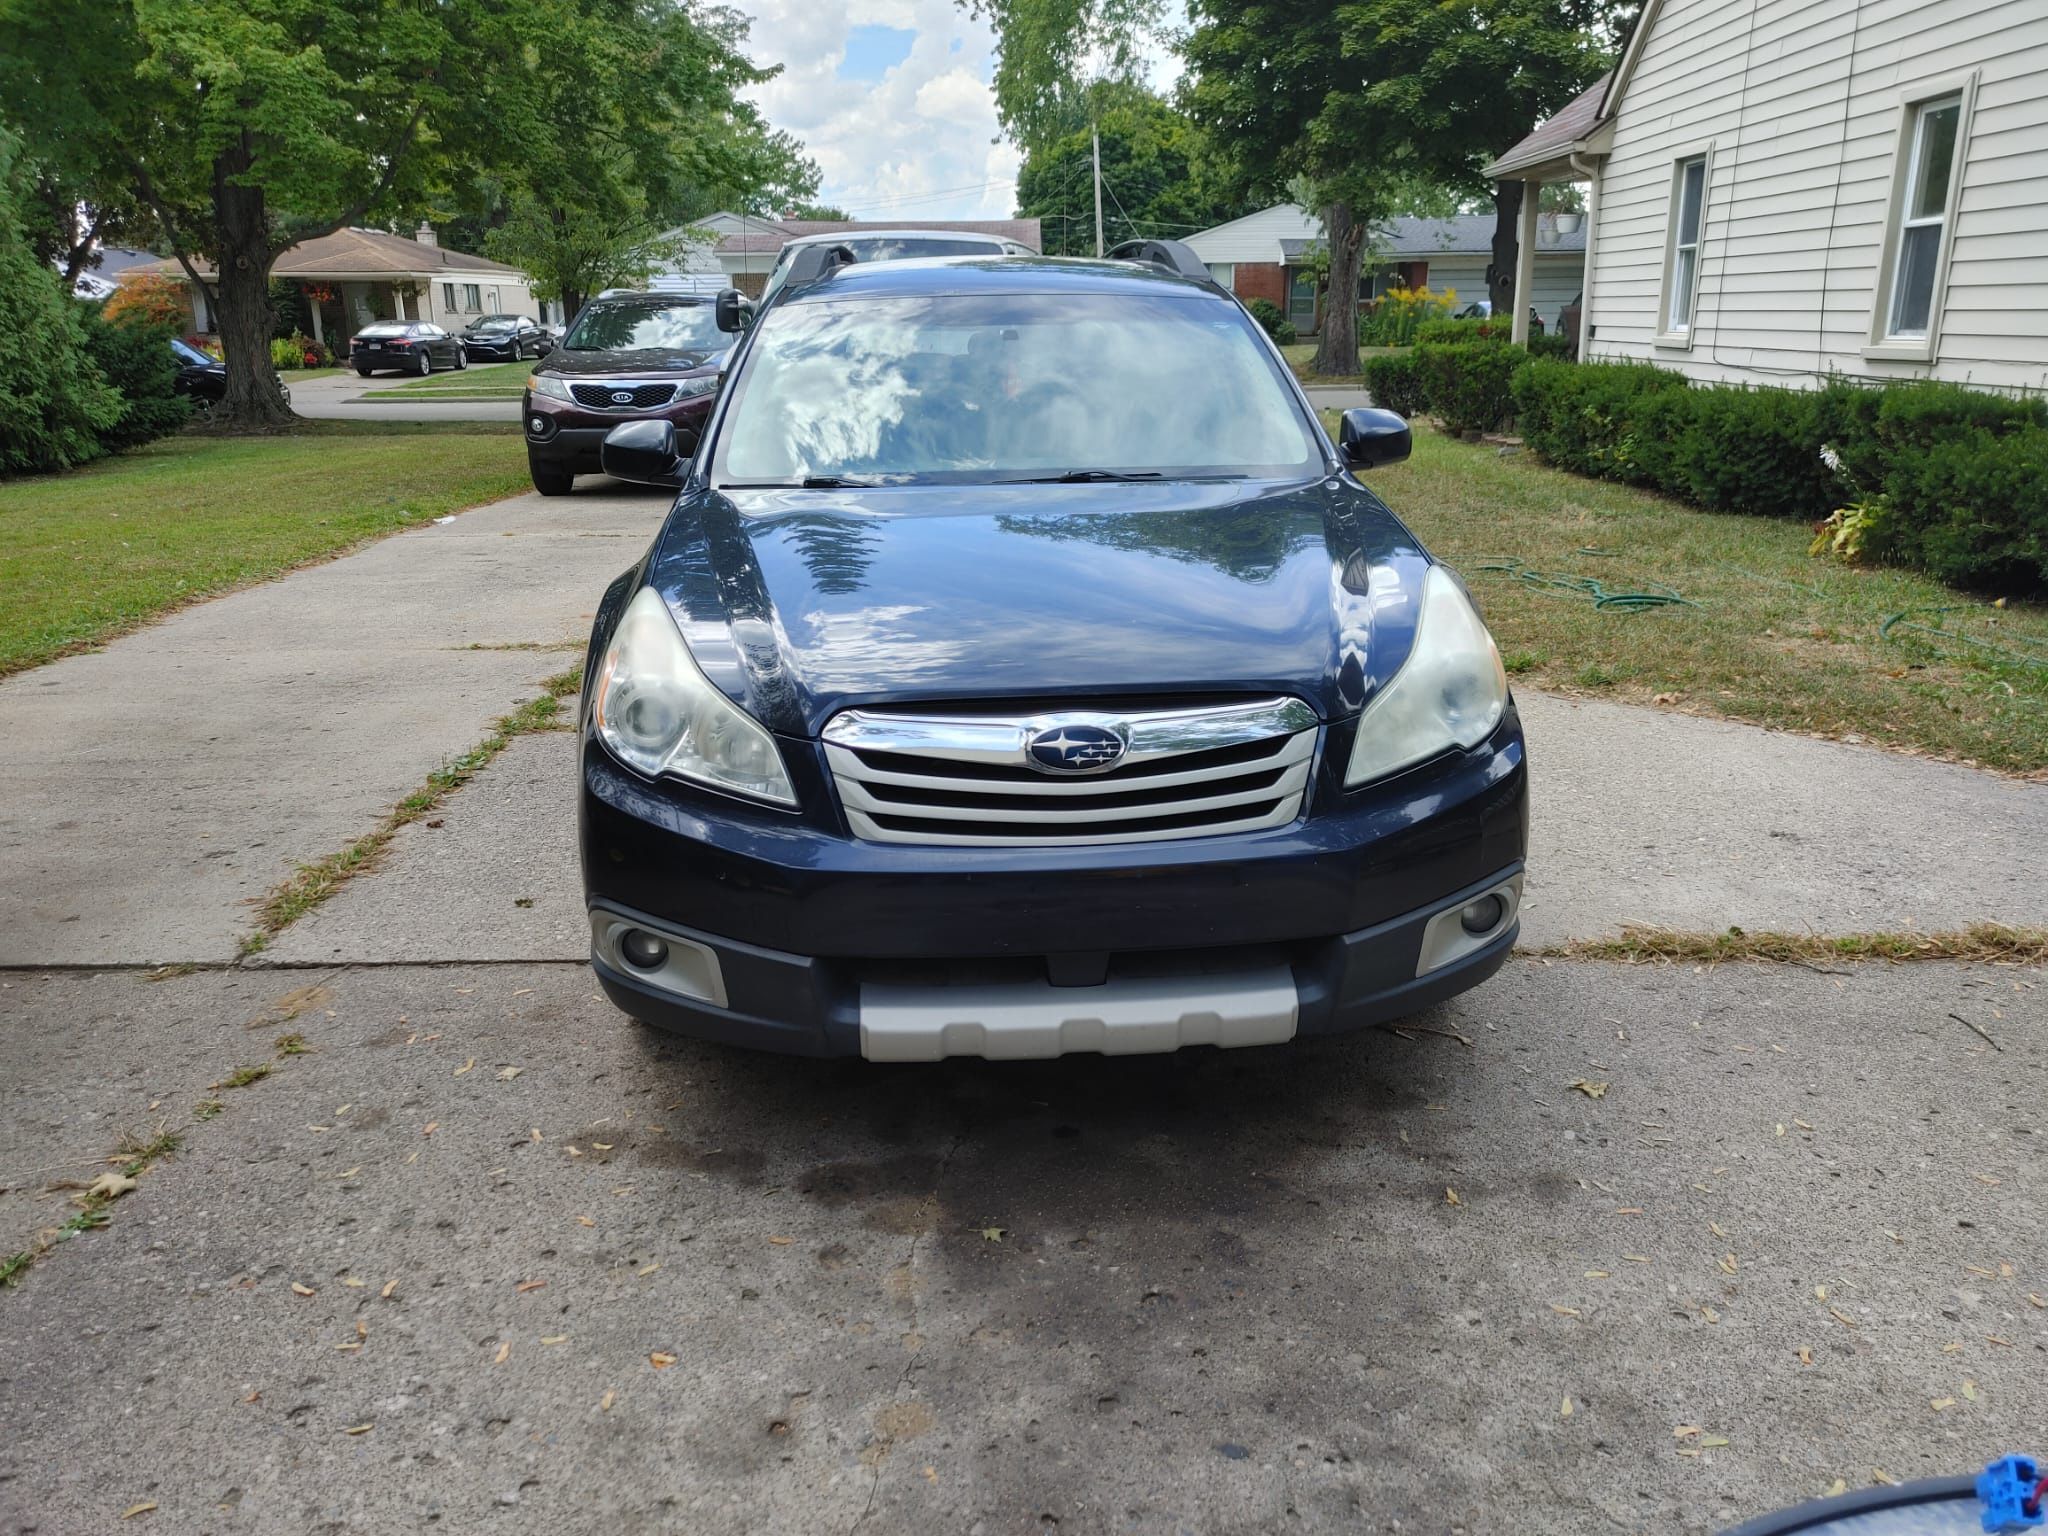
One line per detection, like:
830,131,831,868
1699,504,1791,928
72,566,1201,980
528,415,547,434
619,929,668,970
1459,894,1506,935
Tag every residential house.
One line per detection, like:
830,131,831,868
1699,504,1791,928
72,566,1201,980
1183,205,1587,333
1486,0,2048,391
127,225,554,349
67,245,162,301
653,215,1043,296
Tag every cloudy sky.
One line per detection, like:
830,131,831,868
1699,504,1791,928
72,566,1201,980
730,0,1179,222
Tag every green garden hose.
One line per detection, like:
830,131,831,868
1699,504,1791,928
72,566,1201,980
1881,606,2048,671
1470,557,1700,613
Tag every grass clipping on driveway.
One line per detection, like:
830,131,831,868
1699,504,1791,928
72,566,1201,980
0,430,530,677
1351,423,2048,774
242,668,581,954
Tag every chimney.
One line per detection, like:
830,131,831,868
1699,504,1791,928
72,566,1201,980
415,221,438,248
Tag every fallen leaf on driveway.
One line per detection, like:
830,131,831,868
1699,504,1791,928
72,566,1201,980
87,1172,139,1201
497,1067,523,1081
1930,1397,1956,1411
600,1390,616,1411
1825,1479,1847,1497
342,1277,365,1289
453,1059,475,1077
1550,1305,1580,1317
1559,1397,1573,1418
121,1503,157,1519
343,1424,373,1436
1872,1468,1898,1487
540,1335,568,1346
1962,1381,1979,1401
421,1123,438,1137
577,1215,596,1229
1584,1270,1609,1280
381,1280,398,1299
1795,1347,1813,1366
1829,1308,1857,1328
1673,1425,1700,1439
1701,1435,1729,1449
494,1342,510,1364
1443,1189,1461,1207
515,1279,546,1294
982,1226,1007,1241
637,1263,659,1277
650,1352,677,1369
1569,1080,1608,1099
290,1283,316,1297
768,1236,793,1246
1701,1305,1720,1324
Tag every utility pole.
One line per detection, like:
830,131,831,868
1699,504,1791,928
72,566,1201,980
1092,125,1105,258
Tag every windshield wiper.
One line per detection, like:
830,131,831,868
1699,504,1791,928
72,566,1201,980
722,475,893,489
1009,469,1164,484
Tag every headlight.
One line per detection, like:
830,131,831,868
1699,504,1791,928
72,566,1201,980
1345,566,1508,787
528,373,573,401
674,376,719,399
593,587,796,806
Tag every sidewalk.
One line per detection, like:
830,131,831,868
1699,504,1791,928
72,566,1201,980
0,483,667,966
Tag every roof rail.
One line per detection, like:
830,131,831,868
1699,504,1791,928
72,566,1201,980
1106,239,1211,281
783,241,857,289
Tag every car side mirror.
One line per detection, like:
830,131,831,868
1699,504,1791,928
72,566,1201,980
1339,407,1412,471
601,420,685,488
715,289,754,334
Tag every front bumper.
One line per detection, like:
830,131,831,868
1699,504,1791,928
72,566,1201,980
581,713,1528,1057
523,386,715,472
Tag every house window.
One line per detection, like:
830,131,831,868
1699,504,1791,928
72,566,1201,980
1884,94,1963,340
442,283,457,312
1661,155,1707,337
462,283,481,311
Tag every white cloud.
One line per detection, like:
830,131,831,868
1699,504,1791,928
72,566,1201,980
732,0,1020,220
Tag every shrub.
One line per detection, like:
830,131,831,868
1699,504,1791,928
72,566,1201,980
1511,359,2048,593
1360,285,1455,347
1246,297,1296,347
1526,331,1573,360
1363,349,1427,419
79,309,190,452
1415,315,1510,348
0,144,122,475
270,336,303,369
1414,340,1528,436
102,270,190,330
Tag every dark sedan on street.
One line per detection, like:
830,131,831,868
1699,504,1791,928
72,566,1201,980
460,313,552,361
522,292,726,496
350,321,468,377
170,337,226,402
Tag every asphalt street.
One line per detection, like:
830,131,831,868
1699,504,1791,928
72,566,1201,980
2,473,2046,1534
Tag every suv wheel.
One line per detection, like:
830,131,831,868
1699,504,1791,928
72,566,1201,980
529,459,574,497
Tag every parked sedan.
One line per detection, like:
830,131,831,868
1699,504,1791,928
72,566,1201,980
461,314,551,361
169,337,227,402
350,322,468,377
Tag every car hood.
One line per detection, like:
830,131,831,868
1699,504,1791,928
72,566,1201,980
644,478,1432,736
537,347,723,377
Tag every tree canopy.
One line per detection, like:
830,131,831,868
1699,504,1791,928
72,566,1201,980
0,0,815,423
1015,88,1253,256
963,0,1168,150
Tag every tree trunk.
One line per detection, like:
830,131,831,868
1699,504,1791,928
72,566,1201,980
211,157,295,429
1313,200,1362,377
561,288,586,325
1487,181,1522,318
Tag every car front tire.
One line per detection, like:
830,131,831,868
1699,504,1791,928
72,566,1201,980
529,459,574,497
416,350,433,376
455,349,468,370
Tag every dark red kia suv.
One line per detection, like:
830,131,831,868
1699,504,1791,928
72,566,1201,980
522,291,730,495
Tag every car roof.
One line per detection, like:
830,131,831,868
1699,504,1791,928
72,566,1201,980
584,291,709,305
776,254,1222,304
780,229,1011,248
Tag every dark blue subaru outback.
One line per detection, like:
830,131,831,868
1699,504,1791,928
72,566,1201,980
578,241,1527,1059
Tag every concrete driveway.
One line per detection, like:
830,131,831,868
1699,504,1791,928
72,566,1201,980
287,368,523,424
1,483,2044,1535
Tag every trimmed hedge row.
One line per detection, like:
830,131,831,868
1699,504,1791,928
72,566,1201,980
1363,335,1530,436
1513,360,2048,592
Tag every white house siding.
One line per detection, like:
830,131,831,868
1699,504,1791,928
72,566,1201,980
1588,0,2048,393
1184,206,1324,265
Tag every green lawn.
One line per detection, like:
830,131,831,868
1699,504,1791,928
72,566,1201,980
1350,421,2048,774
279,367,347,383
0,430,530,677
368,361,533,397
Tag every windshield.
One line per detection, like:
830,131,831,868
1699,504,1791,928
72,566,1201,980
355,323,414,338
564,302,722,353
714,292,1320,486
468,314,521,330
169,338,214,367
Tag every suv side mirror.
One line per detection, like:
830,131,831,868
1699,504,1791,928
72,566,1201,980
1339,407,1411,471
602,419,685,487
714,289,753,334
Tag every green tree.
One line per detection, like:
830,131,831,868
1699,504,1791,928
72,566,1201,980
0,131,122,475
0,0,812,425
781,203,850,222
962,0,1166,152
1015,87,1252,256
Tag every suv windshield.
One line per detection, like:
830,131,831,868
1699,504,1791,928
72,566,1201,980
564,302,722,353
355,323,415,338
714,293,1320,486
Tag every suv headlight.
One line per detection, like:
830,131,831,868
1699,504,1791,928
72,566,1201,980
1345,566,1508,787
674,375,719,399
528,374,573,401
593,588,796,806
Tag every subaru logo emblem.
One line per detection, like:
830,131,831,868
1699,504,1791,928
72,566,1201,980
611,389,635,404
1026,722,1127,774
